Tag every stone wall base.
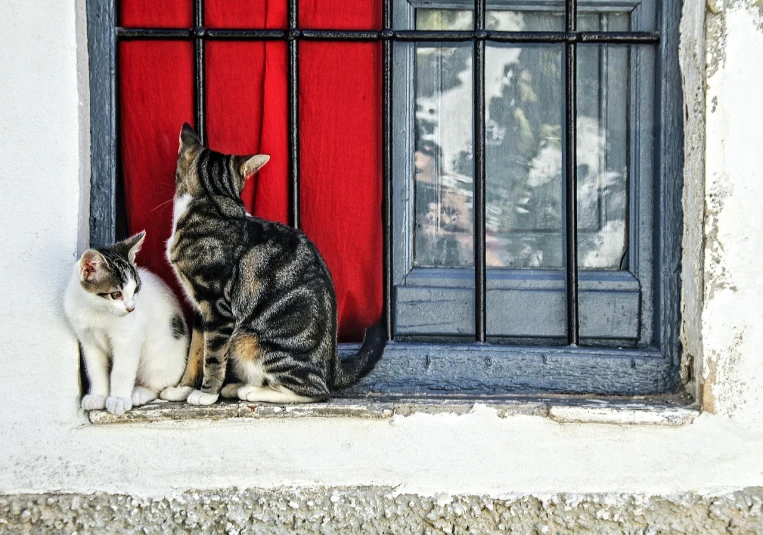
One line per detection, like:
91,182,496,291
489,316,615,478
1,488,762,534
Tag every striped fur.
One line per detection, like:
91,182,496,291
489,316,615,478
164,124,384,404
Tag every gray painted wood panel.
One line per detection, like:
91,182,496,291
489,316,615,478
396,284,639,338
342,342,672,395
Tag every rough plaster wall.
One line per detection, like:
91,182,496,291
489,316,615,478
703,0,763,428
1,488,762,535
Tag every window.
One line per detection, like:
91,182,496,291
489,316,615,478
87,0,683,397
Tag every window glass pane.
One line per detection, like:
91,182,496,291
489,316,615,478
577,41,630,270
576,15,630,270
484,11,565,268
485,42,563,268
416,9,473,30
413,41,474,268
487,10,564,31
414,9,632,270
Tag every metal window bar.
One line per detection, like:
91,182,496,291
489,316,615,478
113,2,660,346
473,0,487,343
289,0,300,230
565,0,579,346
382,0,394,340
194,0,205,145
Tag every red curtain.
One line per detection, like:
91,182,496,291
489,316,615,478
119,0,382,342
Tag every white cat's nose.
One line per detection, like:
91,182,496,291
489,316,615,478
126,301,135,313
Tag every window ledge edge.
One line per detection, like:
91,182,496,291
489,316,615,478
86,395,698,427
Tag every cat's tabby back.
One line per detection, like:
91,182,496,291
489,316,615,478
161,123,384,406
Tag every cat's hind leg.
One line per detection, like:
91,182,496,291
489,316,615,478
160,321,203,402
132,386,158,406
220,382,246,399
230,334,326,404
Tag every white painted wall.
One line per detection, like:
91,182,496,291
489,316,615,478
702,1,763,430
0,0,762,498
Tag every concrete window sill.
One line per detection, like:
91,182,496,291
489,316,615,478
86,394,698,426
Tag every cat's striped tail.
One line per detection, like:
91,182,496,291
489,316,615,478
331,322,386,390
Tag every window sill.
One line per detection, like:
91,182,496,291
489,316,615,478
86,393,698,426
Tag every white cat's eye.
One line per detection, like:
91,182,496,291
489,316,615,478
110,291,122,300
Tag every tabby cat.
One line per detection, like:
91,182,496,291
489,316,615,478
160,124,384,406
64,232,189,415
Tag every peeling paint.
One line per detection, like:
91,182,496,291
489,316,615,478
704,178,737,301
706,0,763,77
705,10,727,78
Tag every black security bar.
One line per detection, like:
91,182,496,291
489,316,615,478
115,3,660,345
564,0,579,346
473,0,487,343
116,27,660,44
194,0,205,144
288,0,300,230
382,0,393,341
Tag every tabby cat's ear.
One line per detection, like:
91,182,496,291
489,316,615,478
79,250,106,282
238,154,270,180
179,123,201,154
118,231,147,264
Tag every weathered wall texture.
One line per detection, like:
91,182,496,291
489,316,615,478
679,0,707,392
2,488,762,535
702,0,763,429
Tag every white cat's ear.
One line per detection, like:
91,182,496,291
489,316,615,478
179,123,201,154
239,154,270,179
121,231,146,264
80,250,106,282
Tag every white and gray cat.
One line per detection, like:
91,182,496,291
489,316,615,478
64,231,189,415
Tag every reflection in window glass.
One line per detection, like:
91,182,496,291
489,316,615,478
413,40,474,268
413,10,630,270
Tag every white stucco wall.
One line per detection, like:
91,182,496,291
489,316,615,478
702,0,763,430
0,0,762,500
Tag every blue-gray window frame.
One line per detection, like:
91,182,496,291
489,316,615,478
86,0,683,396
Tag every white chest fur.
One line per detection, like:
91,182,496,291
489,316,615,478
166,193,197,308
166,193,190,262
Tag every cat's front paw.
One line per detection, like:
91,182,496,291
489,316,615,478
105,396,133,416
187,389,219,406
160,385,194,402
81,394,107,411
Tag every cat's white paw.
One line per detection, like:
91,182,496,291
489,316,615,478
159,385,194,402
81,394,107,411
187,389,219,406
132,386,157,407
105,396,133,416
220,383,245,399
